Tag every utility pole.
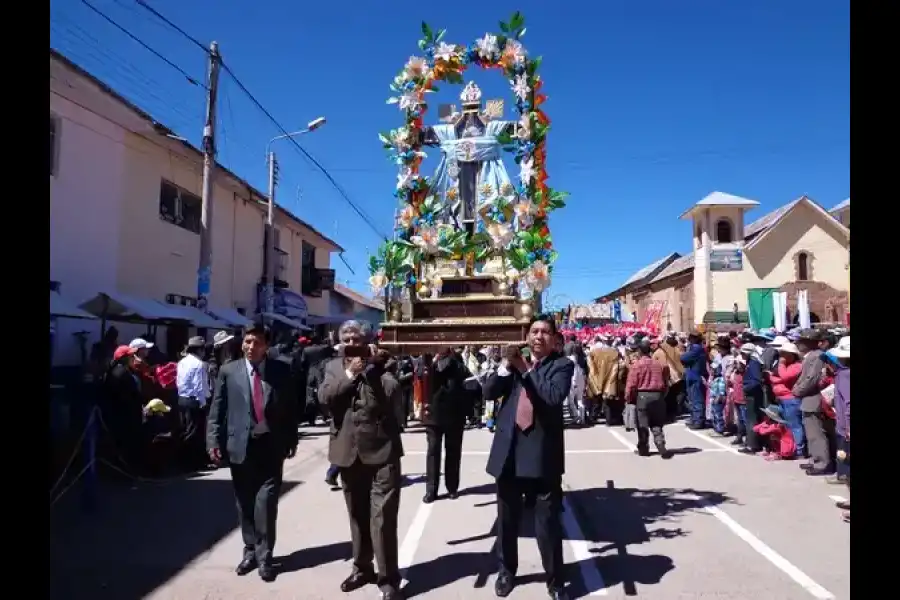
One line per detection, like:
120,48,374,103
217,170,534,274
197,41,221,312
265,151,279,313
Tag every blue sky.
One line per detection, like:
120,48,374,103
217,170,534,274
50,0,849,306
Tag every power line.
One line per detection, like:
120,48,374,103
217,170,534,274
133,0,210,54
219,62,389,241
79,0,205,88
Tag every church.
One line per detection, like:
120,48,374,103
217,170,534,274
596,192,850,332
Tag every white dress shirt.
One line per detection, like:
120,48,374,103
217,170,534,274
176,353,210,407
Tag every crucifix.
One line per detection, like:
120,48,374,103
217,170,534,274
420,82,517,239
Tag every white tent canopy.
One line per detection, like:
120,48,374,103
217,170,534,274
50,290,98,320
207,306,253,328
261,312,310,331
162,303,230,329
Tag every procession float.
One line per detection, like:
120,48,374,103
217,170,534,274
369,12,567,353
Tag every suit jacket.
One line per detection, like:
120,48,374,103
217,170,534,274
485,352,573,481
422,352,468,427
792,349,824,413
206,357,298,465
319,356,404,467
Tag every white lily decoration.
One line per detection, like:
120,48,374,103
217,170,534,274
435,42,457,62
519,157,535,185
525,260,550,292
486,222,514,249
476,34,499,59
404,56,428,79
398,91,421,111
505,268,520,283
515,198,536,228
511,74,531,102
390,127,412,151
369,271,389,294
502,39,527,65
396,167,415,190
411,225,440,255
516,113,532,141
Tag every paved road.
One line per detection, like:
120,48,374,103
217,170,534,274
51,423,850,600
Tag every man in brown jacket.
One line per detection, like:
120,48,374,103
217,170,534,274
319,320,404,600
654,333,685,421
793,329,833,476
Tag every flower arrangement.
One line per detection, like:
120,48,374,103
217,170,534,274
375,12,566,295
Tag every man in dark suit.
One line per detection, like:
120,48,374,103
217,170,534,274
421,348,468,503
319,320,404,600
206,323,298,582
484,316,574,600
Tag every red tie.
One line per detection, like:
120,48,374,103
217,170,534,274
252,368,265,422
515,386,534,431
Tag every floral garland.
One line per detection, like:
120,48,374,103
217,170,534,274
370,12,567,297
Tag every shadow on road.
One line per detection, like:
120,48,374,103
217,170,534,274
277,540,351,573
404,479,733,598
50,476,300,600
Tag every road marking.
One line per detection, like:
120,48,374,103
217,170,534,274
560,497,608,596
693,496,835,600
607,428,636,451
829,494,849,504
404,447,732,456
681,425,741,454
398,500,433,588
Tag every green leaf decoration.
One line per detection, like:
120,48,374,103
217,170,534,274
421,21,433,40
499,21,509,32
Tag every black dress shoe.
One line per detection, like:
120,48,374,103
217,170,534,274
422,493,436,504
799,462,813,470
340,570,377,593
258,562,277,582
495,572,514,597
633,449,650,457
381,588,405,600
548,586,570,600
235,555,257,576
806,468,834,476
448,491,459,500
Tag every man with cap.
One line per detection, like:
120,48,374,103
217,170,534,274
792,328,833,475
625,338,672,458
176,336,211,470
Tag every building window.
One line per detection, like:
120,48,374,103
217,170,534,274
50,115,59,176
797,252,809,281
301,241,318,296
715,218,733,243
159,180,202,234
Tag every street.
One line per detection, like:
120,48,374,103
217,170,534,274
51,423,850,600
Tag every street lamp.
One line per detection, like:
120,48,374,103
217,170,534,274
263,116,327,315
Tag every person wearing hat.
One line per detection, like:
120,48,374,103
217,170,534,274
176,336,212,470
764,342,805,456
681,332,709,429
827,336,850,499
791,329,833,475
101,344,147,472
624,338,672,459
738,343,765,454
654,333,685,421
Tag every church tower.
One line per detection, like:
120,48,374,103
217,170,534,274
679,191,759,326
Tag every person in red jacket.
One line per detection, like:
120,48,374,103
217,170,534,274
763,342,805,458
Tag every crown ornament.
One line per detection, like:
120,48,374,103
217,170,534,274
460,81,483,107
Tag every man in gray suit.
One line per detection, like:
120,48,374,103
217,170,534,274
207,323,298,582
319,320,404,600
792,328,834,476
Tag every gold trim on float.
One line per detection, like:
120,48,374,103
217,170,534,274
416,294,515,303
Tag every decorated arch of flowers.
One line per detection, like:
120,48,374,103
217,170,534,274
369,12,567,297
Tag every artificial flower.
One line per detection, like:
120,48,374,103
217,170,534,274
435,42,457,62
397,166,415,190
399,91,421,111
398,204,416,228
411,225,440,254
476,34,499,59
516,113,532,141
404,56,428,80
446,187,459,202
511,74,531,102
486,222,514,249
514,198,536,228
519,158,535,185
479,183,495,199
500,182,517,198
369,271,389,293
505,268,520,282
390,127,413,151
525,260,550,292
501,39,527,67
